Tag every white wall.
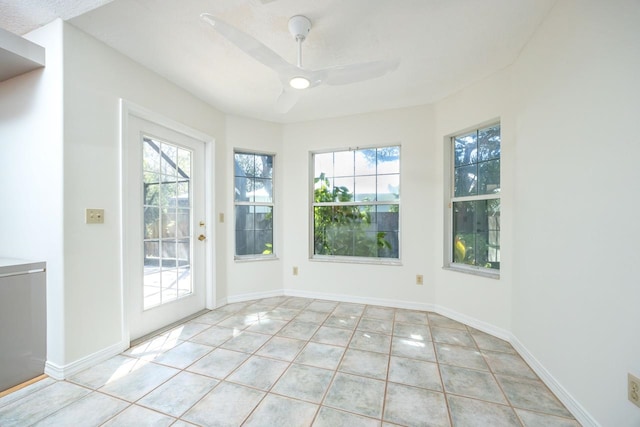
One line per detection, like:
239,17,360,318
275,2,640,425
433,66,515,332
432,1,640,425
3,1,639,424
223,115,283,300
60,22,225,364
0,20,66,368
508,1,640,425
281,106,437,307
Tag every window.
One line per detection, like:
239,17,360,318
312,146,400,261
448,124,500,273
234,151,274,258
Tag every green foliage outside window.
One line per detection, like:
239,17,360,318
313,173,391,257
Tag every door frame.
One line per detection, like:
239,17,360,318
120,99,216,345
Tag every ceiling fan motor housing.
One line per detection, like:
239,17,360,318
288,15,311,41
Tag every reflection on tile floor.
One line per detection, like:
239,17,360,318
0,297,581,426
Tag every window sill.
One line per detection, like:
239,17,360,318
311,255,402,266
443,264,500,279
234,255,279,263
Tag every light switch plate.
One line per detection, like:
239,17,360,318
86,209,104,224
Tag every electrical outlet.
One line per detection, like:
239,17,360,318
629,374,640,408
293,266,299,276
219,213,225,223
416,274,424,285
85,209,104,224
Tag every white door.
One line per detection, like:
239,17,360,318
125,114,207,340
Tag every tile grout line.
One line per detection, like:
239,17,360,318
238,299,321,426
467,323,524,426
428,312,454,427
306,303,355,426
4,296,579,427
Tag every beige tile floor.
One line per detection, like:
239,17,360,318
0,296,581,426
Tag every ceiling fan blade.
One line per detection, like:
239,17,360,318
275,86,301,113
322,58,400,86
200,13,294,75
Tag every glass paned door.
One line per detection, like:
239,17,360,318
124,113,208,341
143,137,193,309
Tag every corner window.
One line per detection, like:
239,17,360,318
449,124,500,273
234,151,274,258
312,146,400,261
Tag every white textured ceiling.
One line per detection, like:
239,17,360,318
0,0,113,35
0,0,556,123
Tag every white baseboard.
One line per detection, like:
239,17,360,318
509,335,599,427
432,304,511,342
283,288,436,312
430,305,598,426
44,340,128,380
226,289,285,304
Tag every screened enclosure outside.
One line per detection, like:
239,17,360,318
142,137,193,309
312,146,400,260
234,152,274,257
451,124,501,270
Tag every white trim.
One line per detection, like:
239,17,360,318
442,264,500,280
121,100,214,143
283,288,434,312
226,289,285,304
310,256,402,267
433,303,511,341
119,99,216,340
510,336,600,427
204,130,216,309
44,340,128,380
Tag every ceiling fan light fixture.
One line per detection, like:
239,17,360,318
289,76,310,89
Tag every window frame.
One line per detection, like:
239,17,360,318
309,145,402,265
233,149,277,261
444,122,501,278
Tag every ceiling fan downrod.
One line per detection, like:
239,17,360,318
288,15,311,69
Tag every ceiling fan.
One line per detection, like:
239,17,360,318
200,13,400,113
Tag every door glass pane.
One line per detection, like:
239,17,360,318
143,137,193,309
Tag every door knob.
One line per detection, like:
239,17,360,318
198,234,206,241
